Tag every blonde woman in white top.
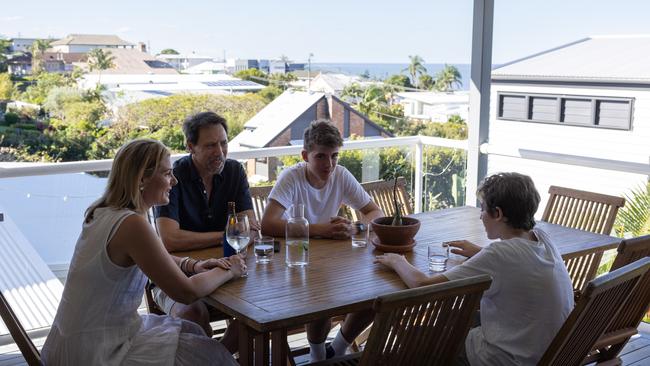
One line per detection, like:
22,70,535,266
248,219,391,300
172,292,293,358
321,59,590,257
42,139,245,365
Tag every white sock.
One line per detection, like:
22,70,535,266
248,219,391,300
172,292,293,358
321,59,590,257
309,341,326,362
331,331,351,356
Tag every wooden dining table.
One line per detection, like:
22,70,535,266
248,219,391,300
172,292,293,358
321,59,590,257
174,206,621,366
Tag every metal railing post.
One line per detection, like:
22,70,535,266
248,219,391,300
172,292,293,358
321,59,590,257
414,138,423,213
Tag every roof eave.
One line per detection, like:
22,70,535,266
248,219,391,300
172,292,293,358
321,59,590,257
492,75,650,85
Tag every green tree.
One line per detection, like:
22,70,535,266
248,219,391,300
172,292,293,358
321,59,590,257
22,72,75,105
31,39,52,74
341,82,364,103
269,72,297,90
160,48,180,55
384,74,413,90
419,74,435,90
257,85,283,103
358,85,387,115
615,182,650,237
87,49,116,85
0,37,11,72
403,55,427,89
234,68,268,85
0,73,15,100
42,86,85,118
434,64,462,92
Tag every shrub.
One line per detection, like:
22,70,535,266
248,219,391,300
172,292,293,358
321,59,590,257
2,112,19,125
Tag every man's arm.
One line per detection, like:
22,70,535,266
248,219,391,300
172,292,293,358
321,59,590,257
156,217,223,252
261,199,350,238
358,201,384,223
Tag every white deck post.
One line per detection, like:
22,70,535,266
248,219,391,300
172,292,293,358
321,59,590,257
414,139,423,213
466,0,494,206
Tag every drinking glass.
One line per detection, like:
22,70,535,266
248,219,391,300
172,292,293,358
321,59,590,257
428,242,449,272
351,221,368,247
254,236,274,264
225,213,250,276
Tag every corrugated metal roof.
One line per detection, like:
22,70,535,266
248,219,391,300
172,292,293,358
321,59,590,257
0,213,63,335
492,35,650,84
230,90,324,149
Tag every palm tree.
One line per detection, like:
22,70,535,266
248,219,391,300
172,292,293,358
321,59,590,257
87,48,116,85
434,64,463,92
31,39,52,74
402,55,427,89
358,85,387,115
615,182,650,237
341,83,364,103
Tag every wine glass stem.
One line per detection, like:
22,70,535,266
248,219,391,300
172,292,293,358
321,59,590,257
238,249,248,277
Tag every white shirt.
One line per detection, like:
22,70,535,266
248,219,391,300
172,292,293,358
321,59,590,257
268,162,371,224
444,228,574,366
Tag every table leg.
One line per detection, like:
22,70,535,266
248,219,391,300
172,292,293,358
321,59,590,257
271,328,289,366
254,332,270,366
238,322,254,366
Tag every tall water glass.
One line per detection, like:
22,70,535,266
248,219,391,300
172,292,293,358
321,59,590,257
225,213,250,276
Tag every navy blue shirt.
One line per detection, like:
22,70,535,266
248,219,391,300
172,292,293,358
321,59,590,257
154,155,253,255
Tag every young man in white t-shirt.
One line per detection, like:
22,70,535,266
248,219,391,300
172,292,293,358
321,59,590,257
262,119,384,362
375,173,574,366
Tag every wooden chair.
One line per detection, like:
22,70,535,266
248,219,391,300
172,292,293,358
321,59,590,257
538,257,650,366
310,275,492,366
543,186,626,299
584,235,650,365
250,185,274,222
0,292,42,366
542,185,625,235
354,177,413,220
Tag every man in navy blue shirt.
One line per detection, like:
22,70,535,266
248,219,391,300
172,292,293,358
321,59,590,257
153,111,259,352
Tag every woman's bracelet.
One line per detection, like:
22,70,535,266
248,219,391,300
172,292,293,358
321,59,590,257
179,257,190,272
192,259,200,274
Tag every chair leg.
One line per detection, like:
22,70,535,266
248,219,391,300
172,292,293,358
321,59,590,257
351,323,373,352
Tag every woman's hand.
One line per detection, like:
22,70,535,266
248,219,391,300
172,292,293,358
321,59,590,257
227,255,247,279
194,258,231,273
446,240,482,258
374,253,407,270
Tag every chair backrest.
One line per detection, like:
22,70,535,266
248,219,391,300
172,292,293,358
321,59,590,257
358,177,413,219
249,185,274,222
561,246,606,298
0,292,42,365
359,275,491,366
538,257,650,366
584,235,650,364
542,185,625,235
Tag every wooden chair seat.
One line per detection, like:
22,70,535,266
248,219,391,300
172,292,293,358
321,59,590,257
584,235,650,365
538,257,650,366
250,185,274,223
309,275,492,366
543,186,625,299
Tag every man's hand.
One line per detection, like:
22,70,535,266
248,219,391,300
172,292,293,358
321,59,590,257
329,216,353,239
374,253,408,270
446,240,482,258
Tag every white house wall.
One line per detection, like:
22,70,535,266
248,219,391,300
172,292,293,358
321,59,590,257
487,82,650,216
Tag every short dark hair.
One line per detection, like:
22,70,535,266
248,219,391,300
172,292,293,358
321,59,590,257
303,119,343,151
182,112,228,145
477,172,540,230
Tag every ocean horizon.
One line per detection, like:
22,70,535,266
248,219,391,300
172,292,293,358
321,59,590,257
311,62,471,90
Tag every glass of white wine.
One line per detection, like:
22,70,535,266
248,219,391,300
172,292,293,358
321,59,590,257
225,213,250,277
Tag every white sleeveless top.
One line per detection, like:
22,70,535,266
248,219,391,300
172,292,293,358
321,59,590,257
42,207,236,365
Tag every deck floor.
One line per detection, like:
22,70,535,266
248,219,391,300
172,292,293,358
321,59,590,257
2,323,649,365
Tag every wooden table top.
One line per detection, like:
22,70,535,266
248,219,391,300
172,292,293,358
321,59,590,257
175,206,621,332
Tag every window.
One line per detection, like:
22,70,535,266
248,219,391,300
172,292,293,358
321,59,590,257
497,92,633,130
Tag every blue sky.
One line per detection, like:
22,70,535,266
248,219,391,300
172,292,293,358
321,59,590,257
1,0,648,64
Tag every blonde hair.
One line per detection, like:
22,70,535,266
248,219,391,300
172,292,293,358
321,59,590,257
85,139,170,222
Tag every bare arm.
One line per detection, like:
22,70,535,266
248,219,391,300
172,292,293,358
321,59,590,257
156,217,222,252
261,199,353,238
374,253,448,288
359,201,384,224
108,215,244,304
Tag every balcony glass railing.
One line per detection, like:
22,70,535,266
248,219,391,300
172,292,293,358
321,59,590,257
0,136,469,274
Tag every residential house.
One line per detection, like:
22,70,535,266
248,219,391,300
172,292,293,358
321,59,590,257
49,34,135,53
225,58,259,73
230,90,393,181
6,53,32,76
488,35,650,209
84,48,177,75
42,52,87,73
156,54,215,72
396,91,469,122
307,73,364,95
183,61,227,74
9,38,41,53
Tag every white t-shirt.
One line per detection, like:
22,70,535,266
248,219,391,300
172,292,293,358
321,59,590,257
444,228,574,366
268,162,371,224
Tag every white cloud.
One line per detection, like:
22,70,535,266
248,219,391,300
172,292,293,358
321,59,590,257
3,16,24,21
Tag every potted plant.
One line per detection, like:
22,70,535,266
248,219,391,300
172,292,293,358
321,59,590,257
370,176,420,252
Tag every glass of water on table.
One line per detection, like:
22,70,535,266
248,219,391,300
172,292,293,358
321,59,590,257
428,242,449,272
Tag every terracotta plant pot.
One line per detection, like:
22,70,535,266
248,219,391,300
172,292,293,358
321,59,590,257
371,216,420,247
